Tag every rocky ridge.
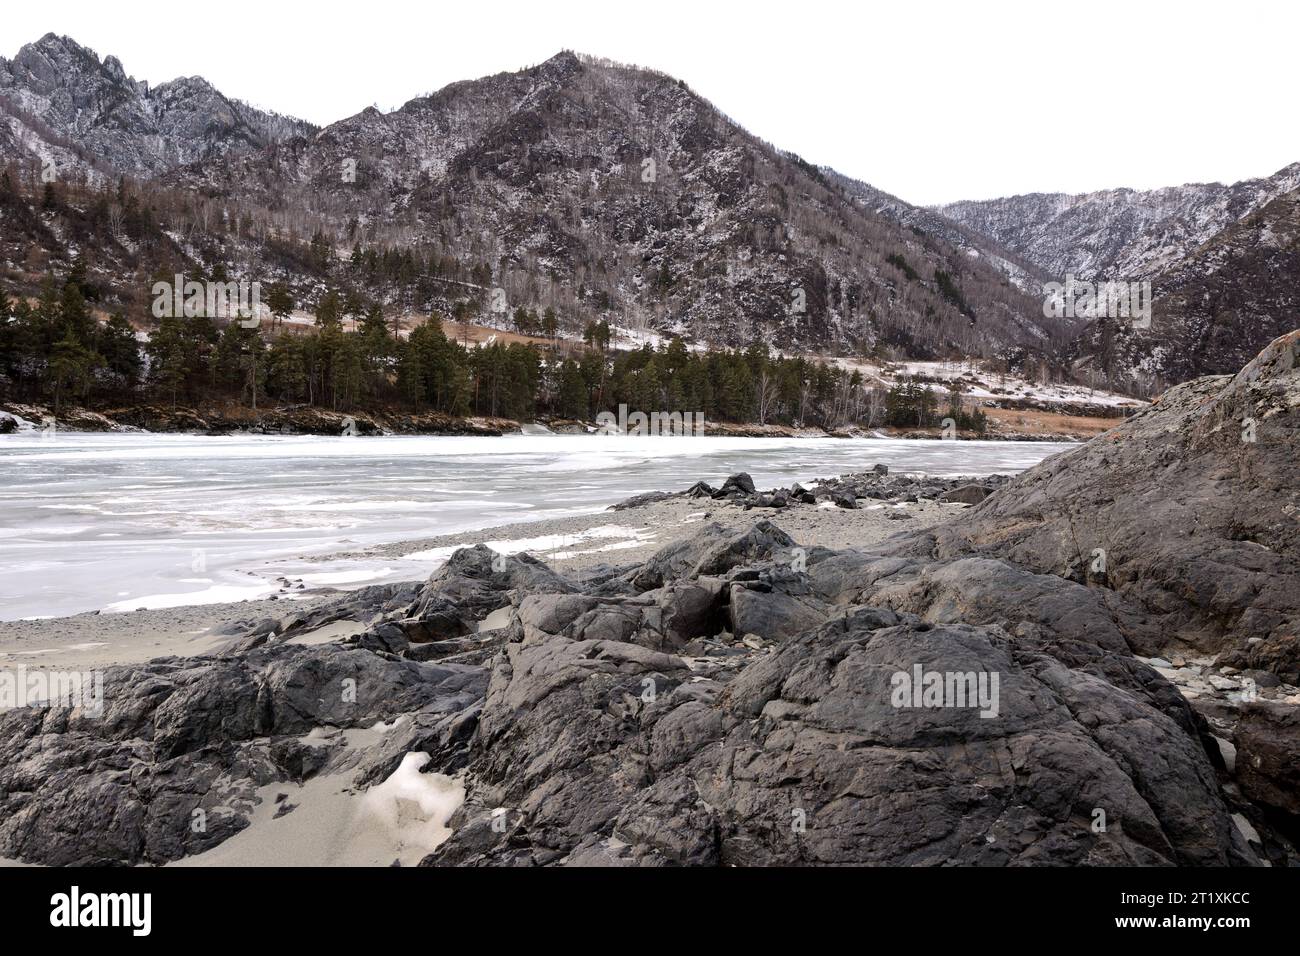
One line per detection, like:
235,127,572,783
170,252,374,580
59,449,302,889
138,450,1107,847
936,163,1300,284
1068,186,1300,386
0,33,315,178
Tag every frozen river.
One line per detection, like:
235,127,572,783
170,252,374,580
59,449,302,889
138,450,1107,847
0,432,1076,620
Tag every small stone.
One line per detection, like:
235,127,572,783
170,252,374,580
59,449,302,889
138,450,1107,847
1213,737,1237,774
1231,814,1261,846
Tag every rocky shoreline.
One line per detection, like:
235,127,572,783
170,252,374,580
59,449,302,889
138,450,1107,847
0,473,979,668
0,402,522,437
2,332,1298,867
1,401,1085,441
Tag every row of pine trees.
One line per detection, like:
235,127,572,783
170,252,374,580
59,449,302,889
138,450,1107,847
1,271,984,431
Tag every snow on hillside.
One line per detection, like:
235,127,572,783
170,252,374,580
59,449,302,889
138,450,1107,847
828,357,1147,409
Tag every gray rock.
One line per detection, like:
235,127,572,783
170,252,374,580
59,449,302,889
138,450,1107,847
408,545,574,632
610,491,674,511
1234,702,1300,822
922,331,1300,682
427,608,1252,866
712,473,756,498
940,484,993,504
0,644,485,866
623,520,795,592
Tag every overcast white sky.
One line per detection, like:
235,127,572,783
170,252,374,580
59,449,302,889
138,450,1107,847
4,0,1296,205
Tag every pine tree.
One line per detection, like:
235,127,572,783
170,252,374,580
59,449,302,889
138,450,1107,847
557,360,588,419
266,284,294,329
48,333,99,415
361,304,388,339
58,280,95,345
145,316,190,408
97,313,142,389
267,334,307,402
396,340,424,409
315,290,343,331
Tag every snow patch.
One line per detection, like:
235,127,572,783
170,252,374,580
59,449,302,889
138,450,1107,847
359,752,465,854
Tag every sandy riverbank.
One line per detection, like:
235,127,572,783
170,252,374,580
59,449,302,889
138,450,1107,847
0,492,970,670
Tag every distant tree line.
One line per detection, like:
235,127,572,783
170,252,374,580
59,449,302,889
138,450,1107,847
0,267,140,414
1,269,985,432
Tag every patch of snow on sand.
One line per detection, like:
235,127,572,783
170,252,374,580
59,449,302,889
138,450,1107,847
293,567,398,587
360,752,465,857
103,581,278,613
404,524,654,564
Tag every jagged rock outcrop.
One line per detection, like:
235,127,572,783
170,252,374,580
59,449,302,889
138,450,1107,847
1234,702,1300,832
0,513,1280,866
612,471,1013,514
0,33,315,177
425,547,1254,866
1068,187,1300,386
913,329,1300,682
936,163,1300,284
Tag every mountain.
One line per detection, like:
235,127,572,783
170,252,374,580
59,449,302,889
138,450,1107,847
0,33,315,178
11,33,1296,382
828,170,1052,294
1069,185,1300,389
149,50,1060,357
935,163,1300,283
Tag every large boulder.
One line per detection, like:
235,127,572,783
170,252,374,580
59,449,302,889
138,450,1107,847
915,330,1300,679
713,473,757,498
428,605,1252,866
623,520,797,592
1234,701,1300,826
403,545,575,639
